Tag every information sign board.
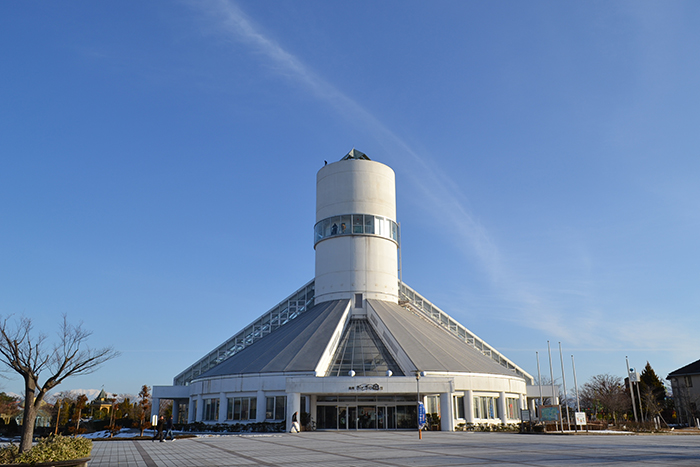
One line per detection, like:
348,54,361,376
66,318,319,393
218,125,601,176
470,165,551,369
540,405,561,422
575,412,586,426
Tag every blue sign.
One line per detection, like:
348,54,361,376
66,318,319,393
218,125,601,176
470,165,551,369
418,402,426,427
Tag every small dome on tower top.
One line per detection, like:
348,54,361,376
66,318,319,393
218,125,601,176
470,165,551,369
341,148,371,161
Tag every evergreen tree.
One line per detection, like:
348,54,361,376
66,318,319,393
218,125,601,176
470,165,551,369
136,385,151,436
639,362,666,421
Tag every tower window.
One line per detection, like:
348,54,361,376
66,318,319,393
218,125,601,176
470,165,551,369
355,293,363,308
314,214,399,247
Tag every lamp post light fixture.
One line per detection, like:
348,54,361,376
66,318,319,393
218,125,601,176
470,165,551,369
416,370,426,439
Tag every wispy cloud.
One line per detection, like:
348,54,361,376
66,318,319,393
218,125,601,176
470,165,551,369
190,1,504,275
188,0,574,332
186,1,689,356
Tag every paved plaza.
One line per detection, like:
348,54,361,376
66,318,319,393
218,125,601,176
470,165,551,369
90,431,700,466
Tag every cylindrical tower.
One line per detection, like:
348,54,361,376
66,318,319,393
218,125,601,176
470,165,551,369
314,149,399,313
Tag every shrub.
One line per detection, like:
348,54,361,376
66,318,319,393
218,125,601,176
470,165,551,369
0,435,92,464
0,445,18,464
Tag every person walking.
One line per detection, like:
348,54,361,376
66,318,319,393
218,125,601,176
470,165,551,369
165,417,174,441
153,415,165,442
290,411,300,433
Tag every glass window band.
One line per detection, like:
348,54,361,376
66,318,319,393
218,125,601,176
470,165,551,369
315,214,400,246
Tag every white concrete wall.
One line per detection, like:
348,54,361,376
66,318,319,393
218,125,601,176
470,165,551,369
316,159,396,220
315,159,399,306
176,370,529,430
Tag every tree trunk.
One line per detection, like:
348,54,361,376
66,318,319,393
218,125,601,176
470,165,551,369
20,386,38,453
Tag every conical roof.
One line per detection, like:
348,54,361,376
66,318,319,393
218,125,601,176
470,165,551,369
197,300,349,378
341,148,371,161
369,300,517,376
93,388,109,402
195,296,520,380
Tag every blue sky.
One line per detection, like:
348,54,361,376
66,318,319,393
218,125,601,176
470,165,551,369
1,1,699,398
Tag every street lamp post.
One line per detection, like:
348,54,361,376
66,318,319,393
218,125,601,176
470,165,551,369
626,356,638,423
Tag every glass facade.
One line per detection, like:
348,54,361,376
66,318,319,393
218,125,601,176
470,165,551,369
453,396,465,419
265,396,286,420
425,395,440,415
203,398,219,421
227,397,257,421
327,318,404,377
506,398,520,420
316,395,416,430
314,214,399,246
474,396,498,420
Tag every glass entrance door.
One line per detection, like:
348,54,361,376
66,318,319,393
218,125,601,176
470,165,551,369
358,406,376,429
348,406,357,429
339,407,347,429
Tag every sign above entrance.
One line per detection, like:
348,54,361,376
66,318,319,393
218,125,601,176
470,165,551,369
348,383,383,391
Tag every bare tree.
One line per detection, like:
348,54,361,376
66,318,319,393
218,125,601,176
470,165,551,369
580,374,630,425
0,314,119,452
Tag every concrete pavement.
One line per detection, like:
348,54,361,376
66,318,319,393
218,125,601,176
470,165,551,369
89,431,700,466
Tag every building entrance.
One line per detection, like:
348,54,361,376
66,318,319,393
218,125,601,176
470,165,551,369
315,395,417,430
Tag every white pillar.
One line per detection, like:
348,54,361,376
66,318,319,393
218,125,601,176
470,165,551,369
440,392,454,432
498,392,507,424
194,396,203,422
287,392,301,432
218,393,226,423
465,390,474,424
257,390,266,422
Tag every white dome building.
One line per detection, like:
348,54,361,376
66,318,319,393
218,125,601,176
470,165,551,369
153,150,536,431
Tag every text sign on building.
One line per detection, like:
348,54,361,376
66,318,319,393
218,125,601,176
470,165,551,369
348,383,383,391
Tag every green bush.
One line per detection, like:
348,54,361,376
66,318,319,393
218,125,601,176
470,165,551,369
0,435,92,464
